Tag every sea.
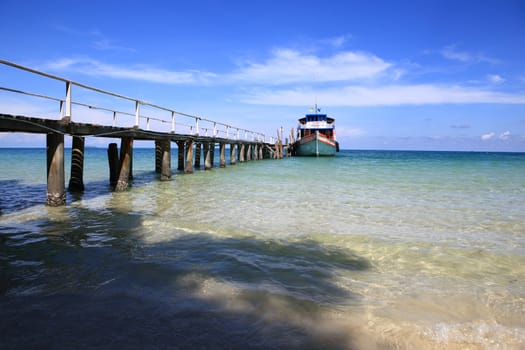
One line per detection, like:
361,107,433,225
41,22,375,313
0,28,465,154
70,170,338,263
1,148,524,349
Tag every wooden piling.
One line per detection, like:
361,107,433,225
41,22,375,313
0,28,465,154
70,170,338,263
68,136,85,192
159,140,171,181
194,142,201,169
185,140,194,174
210,143,215,167
107,143,119,188
219,143,226,168
230,143,236,165
115,137,133,192
155,140,162,173
46,133,66,206
177,141,185,171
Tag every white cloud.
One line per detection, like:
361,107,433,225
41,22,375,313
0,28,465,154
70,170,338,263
499,131,510,140
488,74,505,84
241,84,525,106
440,44,498,64
45,57,216,84
231,49,392,84
481,132,496,140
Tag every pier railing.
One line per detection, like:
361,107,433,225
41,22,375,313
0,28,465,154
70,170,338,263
0,59,266,142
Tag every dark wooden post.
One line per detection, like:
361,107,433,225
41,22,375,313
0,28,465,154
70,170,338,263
253,144,258,161
177,141,185,171
219,143,226,168
160,140,171,181
210,142,215,167
68,136,85,192
204,142,212,170
155,140,162,173
46,133,66,206
194,142,202,169
230,143,236,165
185,140,194,174
107,143,119,188
115,137,133,192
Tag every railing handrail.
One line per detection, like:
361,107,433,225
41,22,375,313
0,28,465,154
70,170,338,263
0,59,267,142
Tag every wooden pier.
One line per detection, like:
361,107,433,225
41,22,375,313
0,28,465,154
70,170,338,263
0,59,286,206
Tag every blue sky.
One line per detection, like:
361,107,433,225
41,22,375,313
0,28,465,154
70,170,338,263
1,0,525,151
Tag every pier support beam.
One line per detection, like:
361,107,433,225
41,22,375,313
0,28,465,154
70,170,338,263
253,144,258,160
219,143,226,168
230,143,236,165
239,143,245,162
159,140,171,181
259,144,263,160
246,144,252,161
107,143,119,188
204,142,212,170
68,136,85,192
177,141,185,171
194,142,201,169
185,140,194,174
115,137,133,192
46,133,66,206
155,140,162,174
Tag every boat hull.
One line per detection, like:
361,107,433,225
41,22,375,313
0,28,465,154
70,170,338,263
294,133,337,156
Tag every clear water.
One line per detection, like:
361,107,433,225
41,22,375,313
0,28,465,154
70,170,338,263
1,148,524,349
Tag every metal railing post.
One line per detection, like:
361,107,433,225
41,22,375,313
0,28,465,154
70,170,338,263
64,81,72,120
134,100,140,128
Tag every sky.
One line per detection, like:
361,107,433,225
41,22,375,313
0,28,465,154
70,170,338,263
1,0,525,151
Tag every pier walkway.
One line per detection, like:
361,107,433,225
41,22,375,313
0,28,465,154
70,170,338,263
0,59,285,206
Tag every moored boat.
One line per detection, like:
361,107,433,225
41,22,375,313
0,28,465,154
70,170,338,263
292,106,339,156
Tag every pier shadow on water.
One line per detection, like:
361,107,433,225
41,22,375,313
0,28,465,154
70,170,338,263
0,203,372,349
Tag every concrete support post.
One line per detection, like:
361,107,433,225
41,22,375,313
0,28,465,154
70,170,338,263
230,143,236,165
115,137,133,192
246,144,252,161
185,140,194,174
160,140,171,181
259,144,263,160
46,133,66,206
219,143,226,168
68,136,85,192
239,143,245,162
204,142,212,170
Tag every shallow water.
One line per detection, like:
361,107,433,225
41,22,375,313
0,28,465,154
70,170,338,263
1,148,524,349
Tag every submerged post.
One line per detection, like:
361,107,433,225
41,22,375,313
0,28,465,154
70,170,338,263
194,142,201,169
115,137,133,192
107,143,119,188
239,143,245,162
204,142,212,170
155,140,162,173
160,140,171,181
230,143,236,165
219,143,226,168
68,136,85,192
177,141,185,171
185,140,194,174
46,133,66,206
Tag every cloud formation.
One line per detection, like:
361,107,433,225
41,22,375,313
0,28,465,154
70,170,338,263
45,57,216,84
231,49,391,84
481,132,495,140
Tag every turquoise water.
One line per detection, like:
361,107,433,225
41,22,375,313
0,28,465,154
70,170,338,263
1,148,524,349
